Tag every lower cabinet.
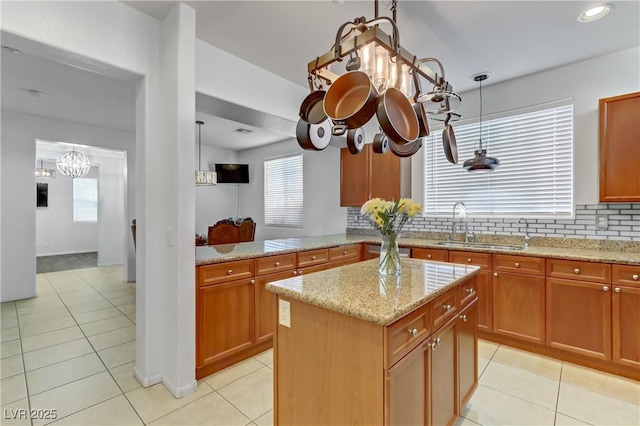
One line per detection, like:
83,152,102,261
430,317,457,426
387,341,428,426
255,270,297,345
458,302,478,410
475,270,492,332
613,285,640,368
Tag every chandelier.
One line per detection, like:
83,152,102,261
297,0,461,158
35,159,55,178
56,149,91,178
195,120,217,186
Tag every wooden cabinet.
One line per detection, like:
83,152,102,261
254,270,296,345
296,248,329,268
450,251,492,332
458,302,478,411
612,264,640,368
387,340,428,426
599,91,640,202
429,317,457,426
329,243,361,266
412,247,449,262
340,144,400,206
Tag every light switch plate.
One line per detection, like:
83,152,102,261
596,215,608,230
279,299,291,328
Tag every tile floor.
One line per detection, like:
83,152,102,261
1,266,639,426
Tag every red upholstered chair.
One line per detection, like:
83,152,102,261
238,219,256,242
207,223,239,245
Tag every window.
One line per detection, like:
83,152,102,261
264,154,303,227
424,100,573,217
73,178,98,222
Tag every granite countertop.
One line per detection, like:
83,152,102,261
196,234,640,266
265,258,480,326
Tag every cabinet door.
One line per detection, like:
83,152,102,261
340,146,370,206
476,270,493,332
412,247,449,262
386,341,428,426
370,147,401,201
546,278,612,360
493,272,545,344
197,279,254,369
458,301,478,411
613,285,640,368
429,319,457,426
255,271,296,345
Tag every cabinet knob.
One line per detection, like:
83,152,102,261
614,287,621,293
493,272,498,277
408,328,418,337
467,258,472,263
227,269,233,275
343,250,347,255
442,304,452,312
574,268,581,274
603,286,610,292
293,270,298,276
430,337,442,351
250,279,255,285
459,314,467,322
427,254,432,259
275,262,280,267
466,288,474,294
633,274,639,281
311,255,316,260
514,262,520,268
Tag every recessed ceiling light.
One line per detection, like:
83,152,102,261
234,128,253,134
578,4,611,22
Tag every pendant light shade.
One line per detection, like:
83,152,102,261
35,159,56,178
56,149,91,178
195,120,217,186
463,73,500,172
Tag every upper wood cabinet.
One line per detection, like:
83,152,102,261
599,91,640,202
340,144,400,206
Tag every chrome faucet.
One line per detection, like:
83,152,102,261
452,202,475,243
518,218,531,248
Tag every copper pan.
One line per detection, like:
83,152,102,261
324,71,377,134
376,86,419,145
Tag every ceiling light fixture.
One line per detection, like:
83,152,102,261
56,148,91,178
578,4,611,22
234,128,253,134
195,120,217,186
463,73,500,172
27,89,45,98
35,159,56,178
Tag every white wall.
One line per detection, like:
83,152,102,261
96,155,127,267
238,139,346,240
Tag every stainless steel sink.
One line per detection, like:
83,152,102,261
435,241,524,251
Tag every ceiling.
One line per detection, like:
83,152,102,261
2,1,638,151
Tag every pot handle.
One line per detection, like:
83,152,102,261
332,123,347,136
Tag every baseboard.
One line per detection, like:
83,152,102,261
97,261,123,267
134,367,162,388
161,375,198,399
36,250,98,257
1,290,37,303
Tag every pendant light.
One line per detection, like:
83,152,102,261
463,73,500,172
35,159,55,178
56,148,91,178
195,120,217,186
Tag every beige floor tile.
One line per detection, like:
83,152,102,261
66,299,113,315
561,362,640,405
87,325,135,351
477,356,490,378
126,313,136,323
477,339,500,359
254,409,273,426
492,345,562,380
21,326,84,353
108,295,135,307
15,294,61,308
29,371,121,426
554,413,590,425
204,358,264,390
462,384,555,425
1,355,24,379
23,338,93,371
149,391,250,426
100,289,135,300
59,293,105,307
218,366,273,421
73,307,122,325
454,416,481,426
49,395,142,426
2,316,19,329
480,361,559,409
19,316,76,338
17,308,71,326
26,352,105,395
0,398,30,425
557,382,640,425
116,303,136,314
1,339,22,359
1,327,20,342
80,315,134,336
1,373,27,405
254,348,273,366
125,381,213,424
109,362,141,392
16,300,66,316
97,340,136,369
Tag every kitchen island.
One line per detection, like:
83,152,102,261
266,258,480,426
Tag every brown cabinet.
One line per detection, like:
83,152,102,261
599,91,640,202
328,243,361,266
450,251,493,332
387,339,428,426
612,264,640,368
458,302,478,411
340,144,400,206
429,317,457,426
412,247,449,262
254,270,297,345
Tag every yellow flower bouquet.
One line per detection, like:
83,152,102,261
361,198,422,275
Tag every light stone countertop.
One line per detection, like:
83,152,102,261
265,258,480,326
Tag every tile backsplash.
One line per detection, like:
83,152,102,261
347,204,640,242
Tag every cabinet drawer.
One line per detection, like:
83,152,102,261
494,255,545,276
449,251,492,270
198,259,255,287
432,290,458,330
458,277,478,307
612,264,640,287
328,244,361,263
297,249,329,268
256,253,296,276
547,259,611,284
386,304,431,367
412,247,449,262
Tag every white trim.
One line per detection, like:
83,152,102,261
1,290,37,303
161,375,198,399
134,367,162,388
97,261,124,267
36,250,98,257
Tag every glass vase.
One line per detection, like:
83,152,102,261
379,234,401,275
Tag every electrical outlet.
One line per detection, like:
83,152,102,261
279,299,291,328
596,215,608,230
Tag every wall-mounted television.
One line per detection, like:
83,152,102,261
215,163,250,184
37,183,48,207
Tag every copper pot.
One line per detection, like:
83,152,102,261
376,87,419,145
296,118,332,151
299,90,327,124
324,71,377,133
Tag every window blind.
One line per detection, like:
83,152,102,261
424,100,573,217
73,177,98,222
264,154,304,228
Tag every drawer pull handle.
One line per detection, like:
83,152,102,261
430,337,442,351
514,262,520,268
603,286,610,292
311,255,316,260
343,250,347,255
275,262,280,267
408,328,418,337
442,304,452,312
227,269,233,275
633,274,639,281
459,314,467,322
467,258,472,263
293,270,298,276
466,288,474,294
427,254,432,259
493,272,498,277
574,268,581,274
250,279,255,285
614,287,621,293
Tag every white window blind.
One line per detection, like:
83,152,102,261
73,178,98,222
424,100,573,217
264,154,303,228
